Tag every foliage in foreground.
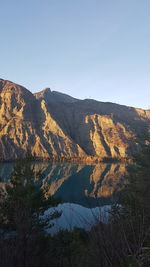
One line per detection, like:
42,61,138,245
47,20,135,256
0,162,60,267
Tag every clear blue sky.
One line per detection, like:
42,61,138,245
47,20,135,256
1,0,150,109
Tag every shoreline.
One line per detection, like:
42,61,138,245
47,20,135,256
0,155,133,164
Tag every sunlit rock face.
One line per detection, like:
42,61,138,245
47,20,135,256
0,79,150,161
0,79,85,161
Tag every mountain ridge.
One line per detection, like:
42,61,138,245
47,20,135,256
0,79,149,162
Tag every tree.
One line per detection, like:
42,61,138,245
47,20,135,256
87,136,150,267
0,161,61,267
112,138,150,266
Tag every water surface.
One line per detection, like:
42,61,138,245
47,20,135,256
0,161,127,231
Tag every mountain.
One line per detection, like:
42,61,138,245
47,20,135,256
34,87,78,103
0,78,149,162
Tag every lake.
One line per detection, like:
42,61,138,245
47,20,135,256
0,162,127,232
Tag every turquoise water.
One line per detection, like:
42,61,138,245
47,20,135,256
0,161,126,230
0,161,126,207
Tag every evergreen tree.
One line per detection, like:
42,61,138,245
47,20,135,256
112,136,150,266
0,161,60,267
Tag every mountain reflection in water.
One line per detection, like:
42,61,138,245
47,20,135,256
0,162,127,208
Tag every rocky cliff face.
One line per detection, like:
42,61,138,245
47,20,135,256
0,79,149,161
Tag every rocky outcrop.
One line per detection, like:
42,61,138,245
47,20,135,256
0,79,150,161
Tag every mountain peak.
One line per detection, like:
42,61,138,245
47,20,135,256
34,89,78,103
2,79,34,99
43,87,51,93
